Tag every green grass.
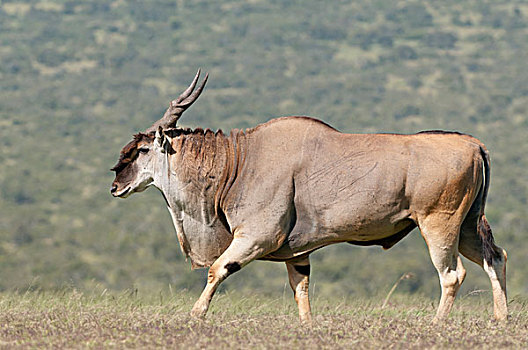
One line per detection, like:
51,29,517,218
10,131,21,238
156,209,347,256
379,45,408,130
1,290,527,349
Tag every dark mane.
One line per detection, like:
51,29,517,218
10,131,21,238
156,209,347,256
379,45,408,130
417,130,469,136
164,127,225,138
165,116,336,141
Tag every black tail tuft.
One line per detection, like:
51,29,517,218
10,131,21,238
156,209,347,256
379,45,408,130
478,215,500,265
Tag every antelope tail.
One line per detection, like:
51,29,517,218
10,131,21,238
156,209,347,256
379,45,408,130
477,146,501,265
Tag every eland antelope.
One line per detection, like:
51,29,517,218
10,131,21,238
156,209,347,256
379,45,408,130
111,70,507,323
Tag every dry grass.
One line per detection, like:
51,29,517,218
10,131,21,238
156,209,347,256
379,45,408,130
0,290,527,349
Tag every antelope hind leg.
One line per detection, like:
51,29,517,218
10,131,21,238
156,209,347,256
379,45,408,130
285,256,312,325
419,215,466,321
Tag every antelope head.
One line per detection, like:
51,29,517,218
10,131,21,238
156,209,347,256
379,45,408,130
110,70,208,197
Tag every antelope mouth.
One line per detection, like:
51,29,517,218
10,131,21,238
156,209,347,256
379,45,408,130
114,187,131,198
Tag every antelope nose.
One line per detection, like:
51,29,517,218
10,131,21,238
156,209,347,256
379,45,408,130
110,184,118,194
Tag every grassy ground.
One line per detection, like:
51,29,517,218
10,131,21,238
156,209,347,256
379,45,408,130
0,289,527,349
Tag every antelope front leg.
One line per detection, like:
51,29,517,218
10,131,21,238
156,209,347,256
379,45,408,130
190,236,268,319
286,256,312,324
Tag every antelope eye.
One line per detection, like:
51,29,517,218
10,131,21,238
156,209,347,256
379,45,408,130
138,147,149,153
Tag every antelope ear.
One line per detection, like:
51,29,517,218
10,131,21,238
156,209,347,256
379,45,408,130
155,126,172,153
155,126,165,148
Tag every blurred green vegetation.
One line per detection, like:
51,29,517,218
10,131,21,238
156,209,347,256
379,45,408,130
0,0,527,300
